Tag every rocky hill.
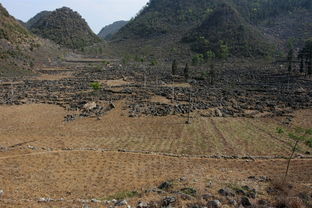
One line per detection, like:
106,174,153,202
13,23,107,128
112,0,312,58
0,4,68,77
0,3,37,76
26,11,51,29
28,7,101,49
98,20,128,40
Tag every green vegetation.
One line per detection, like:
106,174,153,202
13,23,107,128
98,20,129,40
180,187,197,196
90,82,101,90
184,4,274,57
232,0,312,23
28,7,101,49
277,127,312,181
112,0,312,59
298,38,312,75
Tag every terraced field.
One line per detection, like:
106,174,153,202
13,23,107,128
0,103,310,156
0,61,311,207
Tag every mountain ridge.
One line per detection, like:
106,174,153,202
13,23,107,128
98,20,128,40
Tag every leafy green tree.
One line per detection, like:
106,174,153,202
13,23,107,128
192,54,204,66
204,50,216,63
218,41,229,59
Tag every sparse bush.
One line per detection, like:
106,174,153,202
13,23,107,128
90,82,101,90
192,54,204,66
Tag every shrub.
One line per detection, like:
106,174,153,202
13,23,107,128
90,82,101,90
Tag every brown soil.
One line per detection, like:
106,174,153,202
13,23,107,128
0,103,311,207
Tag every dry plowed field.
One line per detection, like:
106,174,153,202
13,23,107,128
0,103,311,207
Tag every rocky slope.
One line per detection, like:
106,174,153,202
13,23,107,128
28,7,101,49
0,3,37,76
98,20,128,40
0,4,68,77
26,11,51,29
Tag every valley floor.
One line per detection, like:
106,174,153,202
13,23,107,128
0,59,311,207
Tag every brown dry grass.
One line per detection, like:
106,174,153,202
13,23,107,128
0,103,311,207
0,150,311,207
164,82,191,88
0,103,310,156
103,79,132,87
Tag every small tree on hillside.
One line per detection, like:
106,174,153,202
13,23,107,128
184,63,189,80
287,48,294,73
172,59,178,75
298,51,304,73
299,38,312,76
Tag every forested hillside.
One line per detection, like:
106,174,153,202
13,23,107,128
112,0,312,58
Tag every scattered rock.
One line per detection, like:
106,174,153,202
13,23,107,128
162,196,176,207
218,188,235,197
258,199,269,205
38,197,52,203
241,197,252,207
229,199,238,206
202,193,213,201
91,198,101,203
115,200,128,206
215,109,223,117
207,200,222,208
83,102,97,110
137,201,148,208
158,181,173,190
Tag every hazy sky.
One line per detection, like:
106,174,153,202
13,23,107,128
0,0,149,33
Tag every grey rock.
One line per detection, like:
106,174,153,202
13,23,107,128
207,200,222,208
228,199,238,206
218,188,235,197
162,196,176,206
115,200,128,206
215,109,223,117
38,197,52,203
158,181,173,190
137,201,148,208
241,197,252,207
202,193,213,201
91,198,101,203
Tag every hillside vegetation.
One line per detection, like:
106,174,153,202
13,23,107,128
98,20,129,40
112,0,312,58
28,7,101,49
0,4,36,76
